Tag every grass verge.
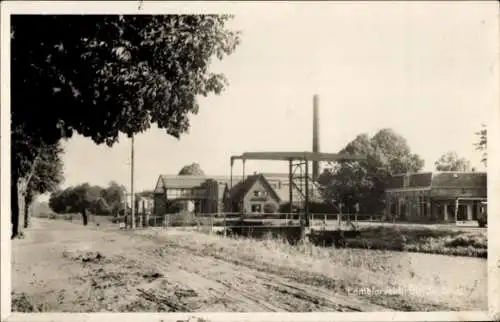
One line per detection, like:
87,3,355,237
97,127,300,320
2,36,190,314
137,228,487,311
349,226,487,258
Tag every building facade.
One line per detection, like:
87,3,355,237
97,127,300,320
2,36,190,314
385,172,487,222
224,174,282,214
153,175,223,215
152,172,323,216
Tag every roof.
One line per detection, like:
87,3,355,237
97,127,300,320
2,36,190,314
228,174,282,202
158,175,209,189
386,172,433,189
431,172,486,188
155,173,324,203
386,171,487,190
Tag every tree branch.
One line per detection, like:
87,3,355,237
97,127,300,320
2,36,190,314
18,143,45,197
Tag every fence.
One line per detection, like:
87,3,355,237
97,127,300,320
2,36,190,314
34,212,110,225
158,212,386,229
194,212,385,223
35,211,386,230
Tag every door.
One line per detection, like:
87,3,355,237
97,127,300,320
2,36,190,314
456,204,467,221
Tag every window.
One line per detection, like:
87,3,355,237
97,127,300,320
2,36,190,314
253,190,261,197
390,202,397,216
167,188,182,198
419,196,427,217
403,175,410,188
251,204,262,213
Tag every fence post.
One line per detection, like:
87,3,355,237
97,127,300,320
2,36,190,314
223,213,227,237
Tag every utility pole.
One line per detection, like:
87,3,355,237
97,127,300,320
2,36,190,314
130,134,135,229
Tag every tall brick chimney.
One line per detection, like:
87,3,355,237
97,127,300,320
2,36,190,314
312,94,320,181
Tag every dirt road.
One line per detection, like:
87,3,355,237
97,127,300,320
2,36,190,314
12,219,392,312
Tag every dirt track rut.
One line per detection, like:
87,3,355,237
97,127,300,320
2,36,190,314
12,219,392,312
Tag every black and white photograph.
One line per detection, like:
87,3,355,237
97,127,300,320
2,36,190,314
1,1,499,321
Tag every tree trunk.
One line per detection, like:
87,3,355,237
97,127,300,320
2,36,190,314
82,208,88,226
23,194,30,228
13,146,43,237
11,174,20,239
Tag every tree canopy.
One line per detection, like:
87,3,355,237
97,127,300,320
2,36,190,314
474,124,487,167
434,151,472,172
22,142,65,228
178,162,205,176
11,14,240,237
318,128,425,214
12,15,240,146
24,143,64,199
49,181,127,216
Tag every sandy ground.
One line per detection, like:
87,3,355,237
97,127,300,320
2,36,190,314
12,219,394,312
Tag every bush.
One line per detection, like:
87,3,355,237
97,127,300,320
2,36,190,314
278,201,338,214
166,212,199,227
444,235,487,249
347,225,488,258
263,203,278,214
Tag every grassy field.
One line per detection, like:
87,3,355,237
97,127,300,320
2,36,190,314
11,218,487,312
36,213,488,258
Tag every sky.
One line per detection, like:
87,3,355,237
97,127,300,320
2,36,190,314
41,2,498,198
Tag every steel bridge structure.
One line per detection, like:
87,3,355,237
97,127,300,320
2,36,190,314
229,151,365,229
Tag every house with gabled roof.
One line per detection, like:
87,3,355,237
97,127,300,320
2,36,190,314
224,174,282,214
385,171,487,222
152,171,324,216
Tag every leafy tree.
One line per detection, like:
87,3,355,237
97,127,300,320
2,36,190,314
318,134,376,212
11,15,240,237
178,163,205,176
318,128,424,214
11,125,64,236
101,181,127,215
434,151,472,172
48,183,119,224
474,124,487,167
49,189,71,214
22,142,64,228
137,190,154,198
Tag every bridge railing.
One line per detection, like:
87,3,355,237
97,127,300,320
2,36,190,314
35,211,386,229
157,212,386,228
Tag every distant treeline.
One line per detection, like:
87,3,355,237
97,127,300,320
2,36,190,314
48,181,152,215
